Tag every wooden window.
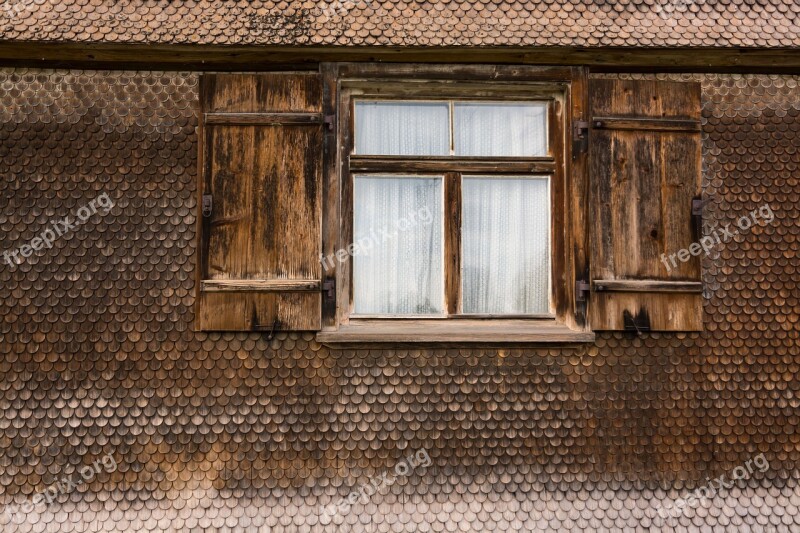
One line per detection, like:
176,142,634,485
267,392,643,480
195,73,324,331
349,99,552,317
318,65,593,344
587,78,704,332
192,67,703,339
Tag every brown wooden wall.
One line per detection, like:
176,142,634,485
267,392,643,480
0,69,797,532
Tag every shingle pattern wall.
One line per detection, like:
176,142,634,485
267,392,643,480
0,69,798,532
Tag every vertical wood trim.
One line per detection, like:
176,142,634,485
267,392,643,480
569,66,590,330
548,95,566,321
193,93,206,331
444,172,462,315
337,88,355,326
194,74,216,331
321,63,339,329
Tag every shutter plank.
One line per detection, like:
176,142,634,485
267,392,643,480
250,125,321,281
206,73,321,114
590,292,703,331
207,125,255,280
589,79,703,331
662,131,702,280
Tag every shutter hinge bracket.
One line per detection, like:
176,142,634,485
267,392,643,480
322,279,335,299
323,114,335,131
573,120,590,140
576,279,591,302
202,194,213,218
692,196,708,237
691,197,708,217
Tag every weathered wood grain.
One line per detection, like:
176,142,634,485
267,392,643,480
588,79,703,331
320,63,340,329
4,43,800,71
592,280,703,293
201,279,321,292
568,66,590,331
204,112,323,125
349,156,556,174
444,172,461,315
197,72,323,331
589,292,703,331
317,319,596,344
591,117,702,132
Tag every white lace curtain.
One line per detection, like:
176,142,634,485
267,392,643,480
355,101,450,155
455,102,547,157
353,100,550,315
355,100,547,157
461,176,550,314
353,176,443,315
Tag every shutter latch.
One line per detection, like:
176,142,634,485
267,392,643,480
575,279,591,302
322,279,335,299
573,120,590,140
201,195,213,218
323,114,335,131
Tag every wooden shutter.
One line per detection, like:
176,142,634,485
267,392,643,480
196,73,323,331
588,79,703,331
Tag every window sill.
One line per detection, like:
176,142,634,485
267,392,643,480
316,319,595,347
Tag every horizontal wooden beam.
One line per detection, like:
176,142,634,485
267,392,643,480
592,280,703,293
339,63,574,81
204,112,323,125
1,43,800,72
201,279,321,292
349,156,556,174
317,319,595,344
591,117,702,132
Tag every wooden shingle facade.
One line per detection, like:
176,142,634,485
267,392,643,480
0,2,799,532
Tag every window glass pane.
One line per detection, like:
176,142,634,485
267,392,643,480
354,176,443,315
461,176,550,314
355,101,450,156
454,102,547,157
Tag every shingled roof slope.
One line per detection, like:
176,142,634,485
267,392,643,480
1,0,799,48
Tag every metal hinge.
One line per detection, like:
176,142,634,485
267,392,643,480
576,279,591,302
202,194,213,217
323,114,335,131
691,197,707,217
322,279,335,299
692,196,709,237
573,120,590,141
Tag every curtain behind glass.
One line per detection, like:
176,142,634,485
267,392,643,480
354,176,443,315
355,101,450,156
461,176,550,314
454,102,547,157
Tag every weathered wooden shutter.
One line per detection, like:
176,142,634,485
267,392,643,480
588,79,703,331
196,73,323,331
